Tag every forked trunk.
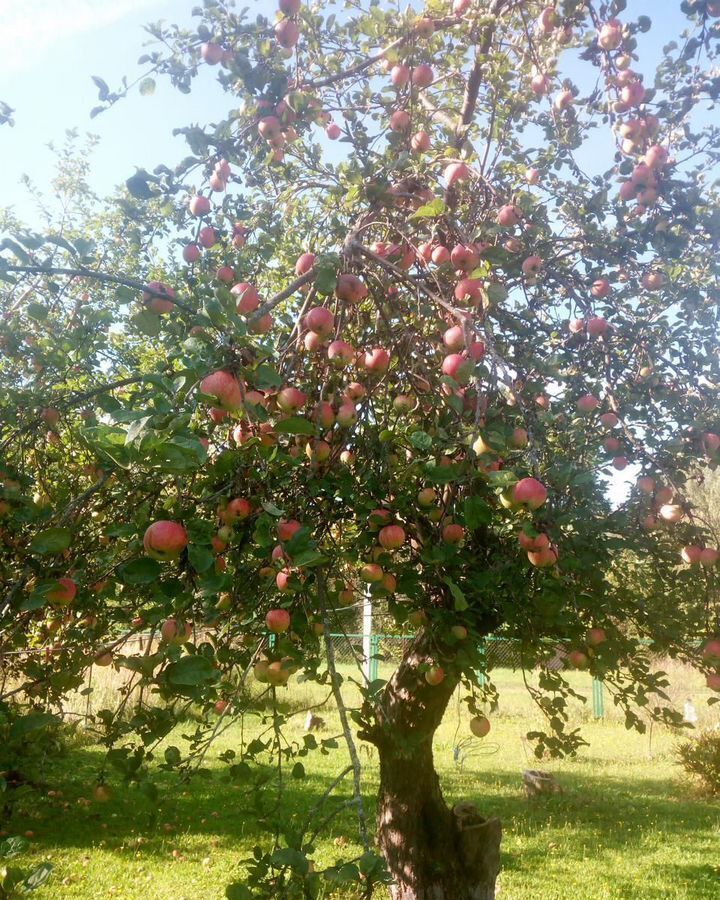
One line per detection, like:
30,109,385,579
370,633,502,900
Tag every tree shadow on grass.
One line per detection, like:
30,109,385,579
7,738,719,899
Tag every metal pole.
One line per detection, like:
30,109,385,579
592,676,604,718
362,590,372,682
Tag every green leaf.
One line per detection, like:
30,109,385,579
132,310,162,336
116,285,136,305
226,884,253,900
30,527,71,555
139,77,156,96
188,544,215,573
275,416,315,435
125,415,153,446
464,497,492,529
290,549,327,567
270,847,309,874
92,75,110,100
486,282,508,304
444,576,469,611
253,364,283,389
24,862,53,891
26,302,48,320
314,266,337,295
411,197,446,219
119,558,161,584
125,171,156,200
261,501,285,517
164,746,182,766
410,430,433,451
0,837,28,860
166,655,217,686
9,711,60,740
291,762,306,779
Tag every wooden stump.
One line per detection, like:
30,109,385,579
522,769,563,797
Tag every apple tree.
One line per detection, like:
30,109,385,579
2,1,720,898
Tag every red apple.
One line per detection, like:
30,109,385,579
527,546,557,567
277,386,307,413
389,110,411,131
469,716,491,738
379,525,406,550
699,548,719,567
201,42,223,65
327,340,354,368
567,650,589,670
305,306,334,337
586,627,607,647
587,316,609,337
411,130,431,152
200,370,243,410
188,195,211,217
512,477,547,509
444,162,470,186
425,666,445,685
442,523,465,545
411,64,434,88
390,64,410,87
216,266,235,284
637,476,655,495
360,563,384,583
681,545,702,565
275,19,300,48
278,519,302,543
576,394,599,414
598,19,623,51
364,348,390,373
266,608,291,633
142,281,176,314
143,521,188,560
658,504,684,523
47,577,77,606
232,282,260,314
295,252,316,275
221,498,252,524
183,243,200,263
441,353,473,385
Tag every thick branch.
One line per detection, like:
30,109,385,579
248,268,316,323
1,264,196,314
453,0,510,151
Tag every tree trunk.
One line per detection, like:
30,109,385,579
370,633,502,900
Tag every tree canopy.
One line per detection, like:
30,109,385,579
1,1,720,897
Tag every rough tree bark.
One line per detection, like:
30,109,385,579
366,632,502,900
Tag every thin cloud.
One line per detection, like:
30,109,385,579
0,0,158,78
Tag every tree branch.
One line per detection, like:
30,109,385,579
1,264,196,314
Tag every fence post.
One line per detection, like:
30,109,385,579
369,634,379,682
475,640,487,687
362,591,372,683
592,676,604,718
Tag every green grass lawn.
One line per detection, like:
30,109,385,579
5,666,719,899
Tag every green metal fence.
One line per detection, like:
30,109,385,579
328,632,608,719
